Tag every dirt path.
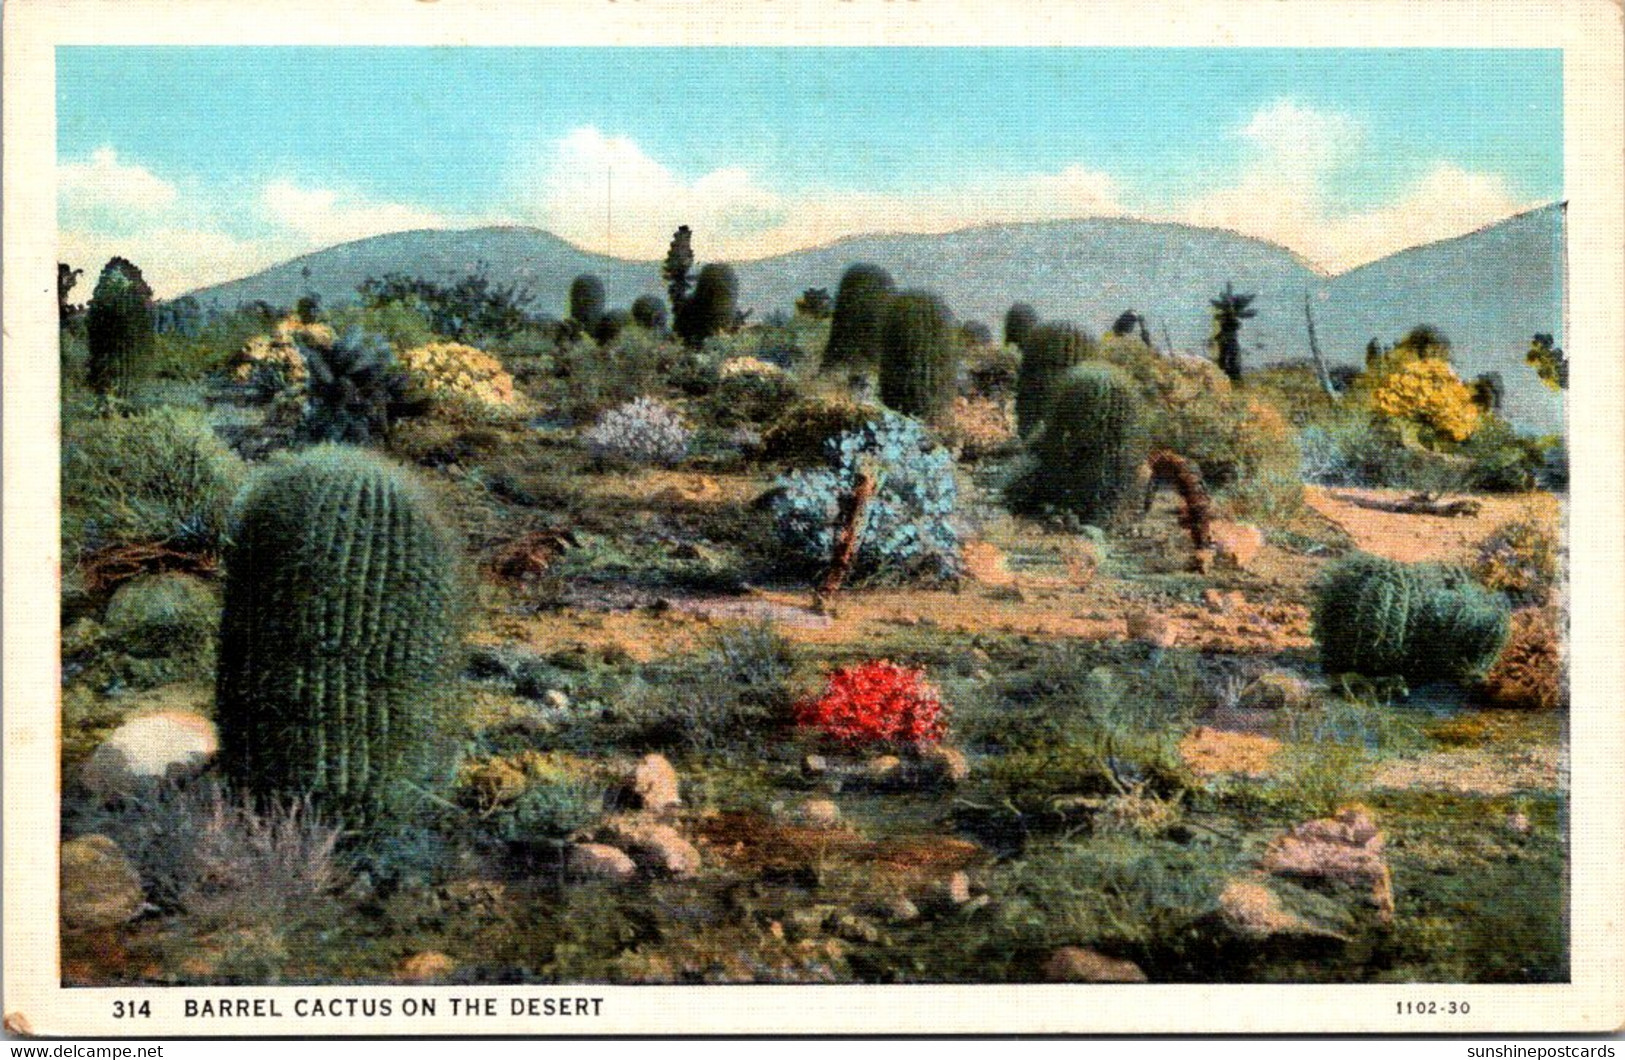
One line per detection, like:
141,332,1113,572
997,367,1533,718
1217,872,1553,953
1303,487,1560,565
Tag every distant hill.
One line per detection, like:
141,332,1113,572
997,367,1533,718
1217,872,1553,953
185,205,1566,434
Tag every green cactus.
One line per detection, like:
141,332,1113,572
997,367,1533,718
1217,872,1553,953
822,263,895,370
1009,362,1144,523
675,263,739,348
215,446,461,826
86,256,156,400
878,290,957,425
1015,322,1094,437
1314,555,1511,683
569,274,605,331
1004,302,1039,349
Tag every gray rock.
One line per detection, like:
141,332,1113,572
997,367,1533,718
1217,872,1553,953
595,818,701,878
566,843,639,882
60,835,145,930
628,753,681,813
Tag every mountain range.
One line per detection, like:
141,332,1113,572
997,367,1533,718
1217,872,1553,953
184,204,1567,435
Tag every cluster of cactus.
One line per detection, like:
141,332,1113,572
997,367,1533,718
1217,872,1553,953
822,263,895,370
631,293,668,332
215,446,460,825
878,290,957,425
1313,553,1512,684
86,256,156,400
1015,322,1094,436
1008,363,1145,524
675,263,739,348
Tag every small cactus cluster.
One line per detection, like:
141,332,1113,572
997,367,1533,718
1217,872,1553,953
1313,554,1511,684
215,446,461,826
1009,363,1146,525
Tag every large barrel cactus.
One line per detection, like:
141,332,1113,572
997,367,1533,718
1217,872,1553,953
86,256,156,400
569,273,605,331
1010,362,1144,524
1314,554,1510,683
822,263,895,370
675,263,739,348
1004,302,1039,350
215,446,460,825
1015,322,1094,437
878,290,957,425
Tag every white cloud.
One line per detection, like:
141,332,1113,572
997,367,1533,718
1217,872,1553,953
260,179,451,245
59,224,288,300
58,147,179,218
1170,100,1535,272
523,126,1124,260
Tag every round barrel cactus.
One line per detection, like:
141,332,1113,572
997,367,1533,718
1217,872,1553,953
823,263,895,370
1015,322,1094,437
878,290,957,425
86,256,156,400
1314,555,1511,683
215,445,460,825
1010,362,1144,523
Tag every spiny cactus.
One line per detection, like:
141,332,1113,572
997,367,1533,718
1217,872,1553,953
569,274,605,331
676,263,738,348
1015,322,1094,436
1004,302,1039,350
215,446,460,826
631,293,668,331
823,264,895,370
878,290,957,425
1313,554,1511,683
86,256,156,400
1009,362,1144,524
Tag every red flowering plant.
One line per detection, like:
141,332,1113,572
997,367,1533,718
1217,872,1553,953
794,660,948,749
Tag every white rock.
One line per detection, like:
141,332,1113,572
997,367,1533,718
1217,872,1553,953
82,711,218,798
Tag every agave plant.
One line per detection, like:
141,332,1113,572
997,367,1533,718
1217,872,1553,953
297,327,427,444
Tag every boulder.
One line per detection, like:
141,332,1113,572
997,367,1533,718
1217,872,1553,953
796,798,842,829
81,712,217,799
595,818,701,878
1125,610,1178,648
1216,877,1351,943
1239,671,1314,712
565,843,639,883
863,755,904,787
913,745,971,788
1043,946,1149,983
60,835,145,930
1210,521,1265,571
1262,805,1394,923
627,753,681,813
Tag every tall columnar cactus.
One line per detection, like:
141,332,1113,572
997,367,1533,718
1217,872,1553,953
1010,362,1144,524
1015,322,1094,437
676,263,739,348
822,263,895,370
1004,302,1039,350
86,256,156,400
878,290,957,425
1313,554,1511,683
215,446,460,826
569,274,605,331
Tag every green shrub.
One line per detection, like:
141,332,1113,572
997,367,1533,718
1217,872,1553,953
631,294,668,331
62,407,246,558
1015,322,1093,437
620,623,797,751
86,257,156,400
759,396,883,466
822,263,895,370
1008,363,1144,524
215,446,462,827
1313,554,1511,684
878,290,957,425
104,573,218,656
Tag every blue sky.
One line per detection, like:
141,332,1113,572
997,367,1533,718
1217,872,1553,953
57,47,1562,295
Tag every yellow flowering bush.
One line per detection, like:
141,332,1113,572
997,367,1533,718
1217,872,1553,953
232,317,335,387
399,342,518,412
718,356,784,379
1371,357,1481,444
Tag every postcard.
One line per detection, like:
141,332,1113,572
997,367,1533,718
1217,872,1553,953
4,0,1622,1038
